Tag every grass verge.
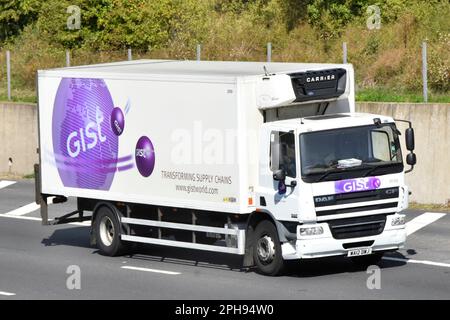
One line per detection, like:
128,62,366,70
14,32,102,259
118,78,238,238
356,88,450,103
409,202,450,212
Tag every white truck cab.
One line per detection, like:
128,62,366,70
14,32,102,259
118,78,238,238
258,114,410,261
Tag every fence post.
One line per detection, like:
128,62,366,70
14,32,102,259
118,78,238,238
65,50,71,67
196,44,201,61
267,42,272,63
422,41,428,103
127,48,132,61
6,50,11,100
343,42,348,64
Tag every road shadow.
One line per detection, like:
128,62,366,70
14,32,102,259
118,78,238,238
41,227,408,277
283,253,407,278
41,226,92,248
127,244,245,273
127,244,408,277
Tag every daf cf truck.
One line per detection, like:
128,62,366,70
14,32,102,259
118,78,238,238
35,60,416,275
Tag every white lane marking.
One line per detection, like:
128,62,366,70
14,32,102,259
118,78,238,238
0,291,16,296
383,257,450,268
0,213,91,226
0,214,41,221
121,265,181,275
70,221,91,226
0,197,56,216
406,212,446,236
0,180,16,190
2,202,41,216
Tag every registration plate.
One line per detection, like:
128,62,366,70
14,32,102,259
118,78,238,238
347,247,372,257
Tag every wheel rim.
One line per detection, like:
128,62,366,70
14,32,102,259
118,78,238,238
99,216,115,247
256,234,276,264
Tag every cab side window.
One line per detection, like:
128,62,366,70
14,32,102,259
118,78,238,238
270,131,296,178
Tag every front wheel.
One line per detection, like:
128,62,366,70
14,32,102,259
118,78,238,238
253,220,285,276
94,206,129,256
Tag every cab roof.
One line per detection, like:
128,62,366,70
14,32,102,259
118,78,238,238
269,113,395,132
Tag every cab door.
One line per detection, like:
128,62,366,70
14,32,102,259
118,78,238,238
257,125,300,222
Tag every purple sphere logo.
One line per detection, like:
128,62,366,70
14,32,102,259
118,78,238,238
52,78,118,190
135,136,155,177
111,107,125,136
371,177,381,189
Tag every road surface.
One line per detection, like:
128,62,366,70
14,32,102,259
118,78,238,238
0,179,449,299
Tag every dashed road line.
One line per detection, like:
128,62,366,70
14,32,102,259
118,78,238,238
405,212,446,236
0,213,91,226
0,214,41,221
0,180,16,190
2,202,40,216
383,257,450,268
0,291,16,296
121,265,181,275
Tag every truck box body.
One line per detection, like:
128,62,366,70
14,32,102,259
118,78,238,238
37,60,352,214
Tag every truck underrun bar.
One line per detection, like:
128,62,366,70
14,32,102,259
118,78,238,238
121,217,246,255
34,163,48,226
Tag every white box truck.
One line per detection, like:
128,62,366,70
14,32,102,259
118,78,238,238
35,60,417,275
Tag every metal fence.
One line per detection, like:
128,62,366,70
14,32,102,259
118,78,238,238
3,41,430,102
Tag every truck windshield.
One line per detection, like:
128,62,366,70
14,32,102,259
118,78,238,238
300,124,403,183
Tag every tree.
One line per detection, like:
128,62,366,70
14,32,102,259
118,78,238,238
33,0,209,50
0,0,41,42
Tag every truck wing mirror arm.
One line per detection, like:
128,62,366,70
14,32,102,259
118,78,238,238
395,118,416,174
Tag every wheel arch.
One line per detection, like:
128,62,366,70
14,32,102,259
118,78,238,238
243,209,293,267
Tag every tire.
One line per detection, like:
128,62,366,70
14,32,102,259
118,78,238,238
94,206,129,256
253,220,285,276
350,252,384,268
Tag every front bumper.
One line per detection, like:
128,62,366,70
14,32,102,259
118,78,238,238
282,214,406,260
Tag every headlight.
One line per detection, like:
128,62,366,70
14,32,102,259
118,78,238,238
391,215,406,226
299,226,324,236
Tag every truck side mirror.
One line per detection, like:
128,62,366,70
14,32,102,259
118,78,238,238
273,169,286,181
277,180,287,195
406,152,416,166
405,127,415,151
405,152,416,174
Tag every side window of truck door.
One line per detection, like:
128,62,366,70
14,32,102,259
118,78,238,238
270,131,296,178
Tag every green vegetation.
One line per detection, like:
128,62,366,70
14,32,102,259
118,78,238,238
409,202,450,213
22,172,35,179
356,88,450,103
0,0,448,103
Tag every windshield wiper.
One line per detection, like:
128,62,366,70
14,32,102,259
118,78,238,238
314,163,378,182
362,162,400,177
314,169,336,183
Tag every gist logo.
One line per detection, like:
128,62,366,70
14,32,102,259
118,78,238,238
52,78,118,190
335,177,381,194
66,107,107,158
135,136,155,177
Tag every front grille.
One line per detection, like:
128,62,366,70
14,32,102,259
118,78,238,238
342,240,375,249
314,187,399,207
327,214,387,239
316,202,398,216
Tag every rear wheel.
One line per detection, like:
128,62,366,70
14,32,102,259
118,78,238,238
94,206,129,256
253,220,285,276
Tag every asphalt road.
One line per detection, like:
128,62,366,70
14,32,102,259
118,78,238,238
0,179,449,300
